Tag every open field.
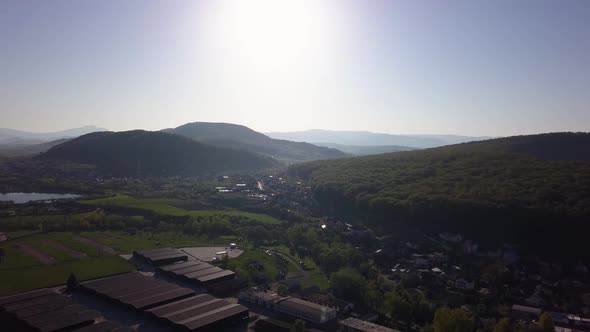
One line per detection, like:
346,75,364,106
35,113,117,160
78,231,239,253
227,248,302,286
81,194,283,225
0,231,135,296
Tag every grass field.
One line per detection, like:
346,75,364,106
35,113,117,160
0,231,135,296
82,194,282,225
79,231,239,253
227,248,298,284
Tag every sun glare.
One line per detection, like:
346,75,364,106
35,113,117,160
202,0,345,69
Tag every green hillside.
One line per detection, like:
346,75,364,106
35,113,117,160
289,133,590,256
165,122,348,162
41,130,280,177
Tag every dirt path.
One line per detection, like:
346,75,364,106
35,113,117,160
75,237,117,254
16,243,57,265
43,240,87,259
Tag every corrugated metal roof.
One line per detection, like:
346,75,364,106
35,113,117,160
0,288,54,307
198,270,235,283
339,317,400,332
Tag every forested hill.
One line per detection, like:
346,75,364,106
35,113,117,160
164,122,348,162
41,130,280,177
289,133,590,256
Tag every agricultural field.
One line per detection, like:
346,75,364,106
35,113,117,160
81,194,282,224
0,231,135,296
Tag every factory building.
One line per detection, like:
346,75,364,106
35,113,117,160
339,317,400,332
133,248,188,266
156,260,236,287
80,272,248,332
0,288,131,332
239,289,337,325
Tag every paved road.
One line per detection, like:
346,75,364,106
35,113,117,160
266,249,309,280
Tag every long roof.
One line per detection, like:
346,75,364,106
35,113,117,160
157,260,236,284
81,272,247,331
147,293,248,330
0,288,131,332
81,272,195,310
339,317,400,332
276,297,336,316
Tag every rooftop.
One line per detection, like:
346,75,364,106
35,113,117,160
339,317,400,332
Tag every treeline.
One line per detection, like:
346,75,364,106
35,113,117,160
0,209,285,247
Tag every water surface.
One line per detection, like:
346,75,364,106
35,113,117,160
0,192,81,204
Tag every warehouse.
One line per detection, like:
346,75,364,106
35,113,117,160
275,297,338,325
80,272,248,332
133,247,188,266
239,289,337,325
339,317,400,332
157,260,236,286
0,288,131,332
147,293,249,331
80,272,195,310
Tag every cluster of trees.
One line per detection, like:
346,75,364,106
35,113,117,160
431,307,555,332
1,208,284,247
285,221,436,327
289,133,590,259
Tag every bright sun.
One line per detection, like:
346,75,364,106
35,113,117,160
202,0,344,69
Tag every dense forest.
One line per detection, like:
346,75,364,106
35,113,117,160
41,130,280,177
289,133,590,258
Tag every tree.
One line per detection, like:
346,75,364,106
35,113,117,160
539,312,554,332
0,248,5,264
218,254,229,269
277,284,289,296
66,273,79,291
291,319,305,332
385,292,413,323
493,318,511,332
331,268,366,302
433,307,476,332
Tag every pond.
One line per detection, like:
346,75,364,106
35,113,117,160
0,192,81,204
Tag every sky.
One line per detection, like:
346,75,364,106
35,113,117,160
1,0,589,136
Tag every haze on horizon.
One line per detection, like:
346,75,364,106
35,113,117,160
1,0,589,137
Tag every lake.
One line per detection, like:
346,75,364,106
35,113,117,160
0,192,81,204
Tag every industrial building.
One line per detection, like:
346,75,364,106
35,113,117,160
147,293,249,331
239,289,337,325
156,260,236,286
339,317,400,332
0,288,131,332
80,272,195,310
133,247,188,266
80,272,248,332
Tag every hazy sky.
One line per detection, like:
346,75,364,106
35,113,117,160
1,0,589,136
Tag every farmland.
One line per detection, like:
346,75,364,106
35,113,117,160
82,194,283,225
0,231,135,295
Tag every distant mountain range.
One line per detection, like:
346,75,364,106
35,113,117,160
0,123,496,163
0,138,70,157
41,130,280,177
312,142,416,156
266,129,492,149
164,122,348,162
0,126,106,144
